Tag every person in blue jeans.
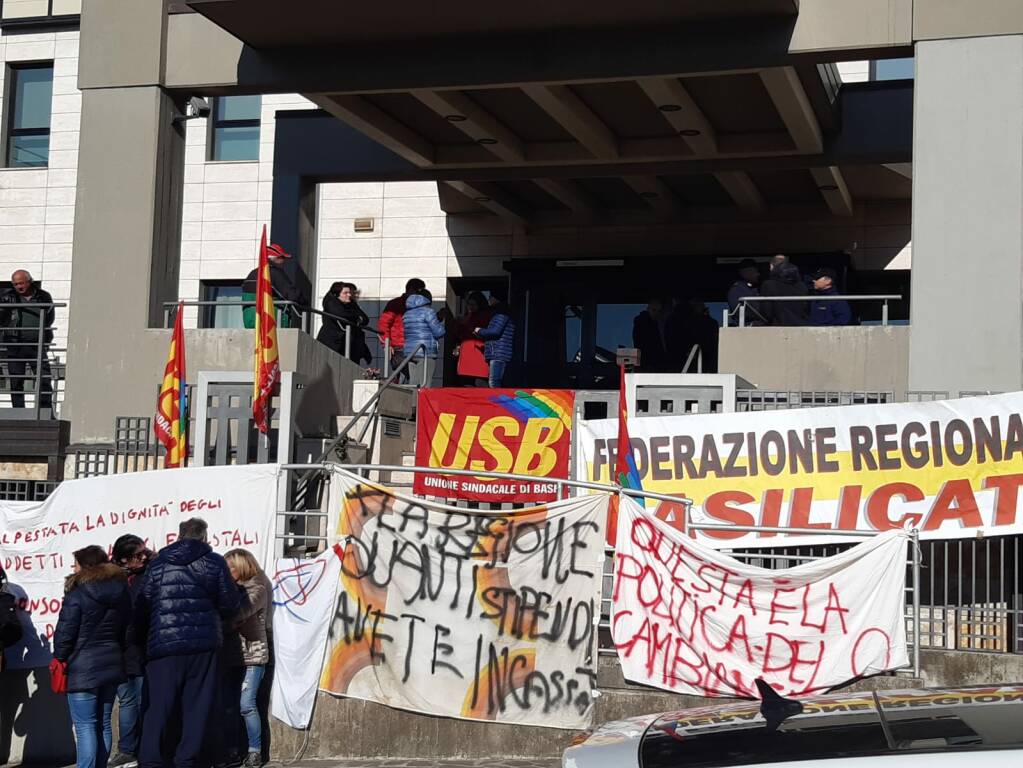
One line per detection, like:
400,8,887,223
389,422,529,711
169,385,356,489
475,291,515,388
53,545,132,768
223,549,272,768
107,535,153,767
134,518,240,768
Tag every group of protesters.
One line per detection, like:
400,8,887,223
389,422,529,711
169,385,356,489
726,254,853,327
49,518,271,768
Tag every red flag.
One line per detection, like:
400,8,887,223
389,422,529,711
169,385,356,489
607,364,642,545
155,303,187,468
253,225,281,434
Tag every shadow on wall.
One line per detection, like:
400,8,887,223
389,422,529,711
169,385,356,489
0,665,76,767
1,582,76,767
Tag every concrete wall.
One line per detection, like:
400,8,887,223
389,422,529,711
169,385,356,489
66,328,361,443
909,35,1023,393
718,325,910,394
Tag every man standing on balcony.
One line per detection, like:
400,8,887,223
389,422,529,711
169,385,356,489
726,259,764,326
810,267,853,326
241,243,307,329
0,270,54,411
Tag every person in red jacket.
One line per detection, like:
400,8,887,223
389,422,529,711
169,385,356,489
378,278,425,382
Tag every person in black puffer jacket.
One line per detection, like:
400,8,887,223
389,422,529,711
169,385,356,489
106,535,153,768
134,518,240,768
53,546,131,768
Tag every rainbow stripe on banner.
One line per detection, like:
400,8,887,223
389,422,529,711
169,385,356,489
489,389,574,430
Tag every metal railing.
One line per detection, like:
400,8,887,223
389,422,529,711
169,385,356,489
162,300,394,371
0,301,65,419
727,294,902,327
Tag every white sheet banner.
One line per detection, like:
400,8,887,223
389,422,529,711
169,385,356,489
612,497,909,697
0,464,279,669
578,391,1023,546
319,472,607,730
270,544,344,729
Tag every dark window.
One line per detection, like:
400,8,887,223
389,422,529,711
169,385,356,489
5,63,53,168
871,58,914,81
199,281,245,329
1,0,80,27
209,95,261,161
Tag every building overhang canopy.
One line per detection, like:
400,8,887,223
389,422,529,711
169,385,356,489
187,0,799,48
187,0,910,226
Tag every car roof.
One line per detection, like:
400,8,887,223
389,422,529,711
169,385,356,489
640,685,1023,768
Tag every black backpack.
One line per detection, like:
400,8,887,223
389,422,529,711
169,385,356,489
0,571,24,649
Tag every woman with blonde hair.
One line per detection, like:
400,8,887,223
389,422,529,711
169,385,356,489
222,549,272,768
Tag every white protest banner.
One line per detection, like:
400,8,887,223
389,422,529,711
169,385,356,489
319,471,607,730
612,497,908,697
270,544,344,729
578,391,1023,546
0,464,279,669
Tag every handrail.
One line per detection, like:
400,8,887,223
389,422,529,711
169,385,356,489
162,299,391,363
306,341,428,471
728,293,903,327
0,302,65,420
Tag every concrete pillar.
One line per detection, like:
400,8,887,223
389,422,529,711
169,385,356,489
909,35,1023,394
64,0,185,441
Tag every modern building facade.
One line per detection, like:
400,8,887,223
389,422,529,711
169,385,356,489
0,1,1018,441
3,4,1023,764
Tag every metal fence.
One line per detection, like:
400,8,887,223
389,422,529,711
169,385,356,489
0,301,66,419
0,478,59,501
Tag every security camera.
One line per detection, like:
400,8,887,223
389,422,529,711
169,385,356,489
186,96,211,119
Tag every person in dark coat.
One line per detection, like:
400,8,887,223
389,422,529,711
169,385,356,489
315,281,371,365
106,535,153,768
632,298,668,372
53,545,132,768
810,267,853,326
241,243,307,329
0,269,55,409
475,291,515,388
761,261,809,326
726,259,764,326
135,518,240,768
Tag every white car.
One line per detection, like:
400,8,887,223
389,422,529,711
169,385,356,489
564,683,1023,768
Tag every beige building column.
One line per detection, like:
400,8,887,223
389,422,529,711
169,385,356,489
64,0,185,440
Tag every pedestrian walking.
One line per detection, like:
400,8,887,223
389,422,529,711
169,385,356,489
402,288,445,387
134,518,240,768
53,546,132,768
221,550,273,768
107,535,153,768
475,291,515,388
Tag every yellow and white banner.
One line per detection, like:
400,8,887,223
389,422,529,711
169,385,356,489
578,392,1023,546
319,471,607,729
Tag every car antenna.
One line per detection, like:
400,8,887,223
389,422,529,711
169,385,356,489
756,678,804,733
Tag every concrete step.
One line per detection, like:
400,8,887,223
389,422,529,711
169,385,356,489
352,379,417,420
